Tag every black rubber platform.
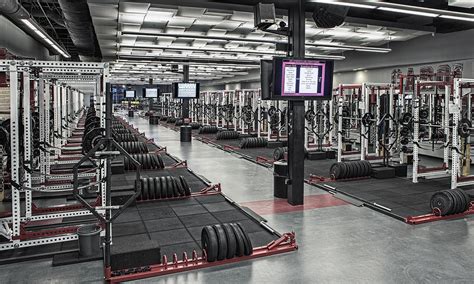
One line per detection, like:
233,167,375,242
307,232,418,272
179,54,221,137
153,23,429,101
109,192,279,271
322,177,474,218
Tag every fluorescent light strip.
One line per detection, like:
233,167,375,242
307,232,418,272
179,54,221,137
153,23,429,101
439,15,474,22
121,32,392,53
313,0,374,9
377,7,439,17
312,0,474,21
21,19,71,58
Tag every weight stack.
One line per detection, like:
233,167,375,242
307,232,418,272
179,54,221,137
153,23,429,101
273,161,288,198
180,125,192,142
128,110,134,118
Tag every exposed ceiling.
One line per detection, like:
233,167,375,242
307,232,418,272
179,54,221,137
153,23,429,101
21,0,79,59
87,0,445,85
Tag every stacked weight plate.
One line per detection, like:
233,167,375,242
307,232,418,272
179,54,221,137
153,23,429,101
239,137,267,149
329,160,372,180
430,189,471,216
201,223,253,262
199,125,219,134
118,142,148,154
137,176,191,201
216,130,239,140
124,153,165,171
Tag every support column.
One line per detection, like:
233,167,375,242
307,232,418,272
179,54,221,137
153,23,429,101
182,65,190,119
287,0,305,205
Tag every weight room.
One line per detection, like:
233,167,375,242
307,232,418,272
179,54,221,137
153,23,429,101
0,0,473,283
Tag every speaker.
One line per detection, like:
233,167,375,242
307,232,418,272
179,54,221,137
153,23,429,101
312,4,348,28
254,3,276,30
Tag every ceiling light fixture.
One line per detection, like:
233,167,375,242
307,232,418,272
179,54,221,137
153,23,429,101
21,18,71,58
439,15,474,22
121,32,391,53
377,7,439,17
314,0,375,9
311,0,474,21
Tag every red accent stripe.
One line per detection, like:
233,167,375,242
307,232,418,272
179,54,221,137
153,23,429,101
241,194,347,215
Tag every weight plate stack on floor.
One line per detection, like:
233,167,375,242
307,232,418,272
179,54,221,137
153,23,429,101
430,189,471,216
124,154,164,171
201,223,252,262
199,125,219,134
190,122,202,129
239,137,268,149
216,130,240,140
329,160,372,180
273,147,288,161
117,141,148,154
137,175,191,200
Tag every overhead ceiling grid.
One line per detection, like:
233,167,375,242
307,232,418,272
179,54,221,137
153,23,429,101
86,1,431,84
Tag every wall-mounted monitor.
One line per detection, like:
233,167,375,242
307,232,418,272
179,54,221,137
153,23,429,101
266,57,334,100
172,82,200,99
125,90,136,98
143,87,159,98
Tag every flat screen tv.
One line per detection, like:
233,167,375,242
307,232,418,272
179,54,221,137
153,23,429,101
172,82,200,99
270,57,334,100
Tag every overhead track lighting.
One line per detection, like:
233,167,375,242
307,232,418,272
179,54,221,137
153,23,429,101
21,18,71,58
309,0,474,22
377,7,438,17
120,32,391,53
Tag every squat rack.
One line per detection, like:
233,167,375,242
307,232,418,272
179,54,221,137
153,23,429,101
451,78,474,189
0,60,108,250
412,80,452,183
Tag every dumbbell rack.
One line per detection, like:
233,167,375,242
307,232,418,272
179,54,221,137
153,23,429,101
0,60,109,251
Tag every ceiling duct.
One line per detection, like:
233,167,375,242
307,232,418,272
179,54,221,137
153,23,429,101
58,0,101,61
0,0,29,19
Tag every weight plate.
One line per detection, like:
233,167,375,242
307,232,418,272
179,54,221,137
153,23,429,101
180,176,191,196
457,189,471,212
201,226,219,262
330,163,341,179
150,154,158,168
354,161,361,178
142,178,149,201
339,162,347,179
171,176,179,197
229,223,245,257
166,176,174,198
148,177,155,200
154,177,160,199
145,154,151,169
160,177,168,199
345,162,352,178
451,189,463,214
157,154,165,169
175,177,185,196
443,190,456,215
236,223,253,256
222,223,237,259
431,191,452,216
212,224,228,261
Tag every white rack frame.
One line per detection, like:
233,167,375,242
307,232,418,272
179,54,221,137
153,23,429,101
0,60,108,250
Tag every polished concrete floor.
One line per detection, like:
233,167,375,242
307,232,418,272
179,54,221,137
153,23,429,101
1,114,474,283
